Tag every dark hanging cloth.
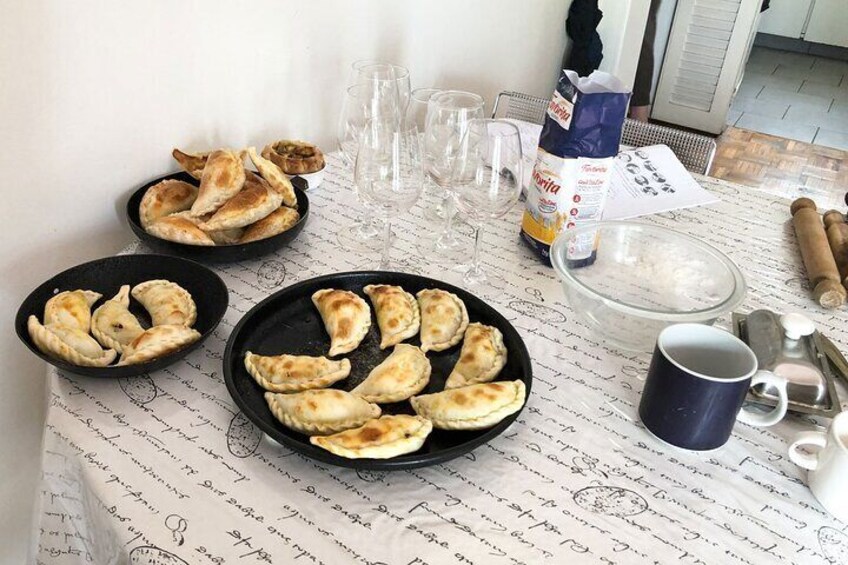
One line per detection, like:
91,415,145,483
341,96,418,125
563,0,604,76
761,0,771,11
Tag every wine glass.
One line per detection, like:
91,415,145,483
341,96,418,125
407,88,446,221
355,120,424,270
449,119,523,288
350,60,411,115
420,90,485,262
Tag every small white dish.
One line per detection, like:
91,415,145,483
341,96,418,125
285,165,325,190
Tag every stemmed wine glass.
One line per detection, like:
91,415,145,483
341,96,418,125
420,90,485,262
448,119,523,288
355,120,424,270
407,88,445,221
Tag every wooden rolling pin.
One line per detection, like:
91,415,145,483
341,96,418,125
823,209,848,289
790,198,846,308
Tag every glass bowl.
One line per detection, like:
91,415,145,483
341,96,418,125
550,221,747,352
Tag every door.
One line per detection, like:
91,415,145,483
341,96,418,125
758,0,813,39
651,0,762,134
805,0,848,48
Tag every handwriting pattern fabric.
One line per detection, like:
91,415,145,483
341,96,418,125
36,152,848,564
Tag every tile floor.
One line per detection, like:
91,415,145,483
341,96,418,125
728,46,848,150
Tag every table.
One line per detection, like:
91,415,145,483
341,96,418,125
35,152,848,565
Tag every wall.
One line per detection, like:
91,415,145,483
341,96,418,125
0,0,639,561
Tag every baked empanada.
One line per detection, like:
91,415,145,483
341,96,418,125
118,324,201,365
139,179,198,228
312,289,371,357
239,207,300,244
265,389,380,435
363,285,420,349
28,315,117,367
244,352,351,392
199,173,282,231
172,148,211,179
166,211,243,245
146,215,216,246
91,285,145,353
416,289,469,352
44,290,102,331
247,146,297,207
351,344,430,403
309,414,432,459
444,323,507,389
132,280,197,327
191,149,246,216
411,380,526,430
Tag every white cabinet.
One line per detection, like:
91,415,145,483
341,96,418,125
805,0,848,48
758,0,813,38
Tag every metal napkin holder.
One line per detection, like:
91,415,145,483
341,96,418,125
732,310,842,418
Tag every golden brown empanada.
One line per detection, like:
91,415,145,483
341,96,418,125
363,285,420,349
44,290,102,331
239,207,300,244
91,285,145,353
416,289,469,352
244,352,351,392
146,215,216,246
139,179,198,228
166,211,243,245
28,315,117,367
199,174,282,232
411,380,526,430
309,414,432,459
351,344,430,403
265,389,380,435
132,280,197,327
444,323,507,389
247,146,297,207
191,149,246,216
172,148,211,179
117,324,201,365
312,289,371,357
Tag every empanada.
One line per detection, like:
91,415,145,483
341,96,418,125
247,146,297,207
118,324,201,365
44,290,102,331
265,389,380,435
28,315,117,367
166,211,243,245
351,344,430,403
132,280,197,327
191,149,246,216
139,179,198,228
309,414,432,459
416,289,469,352
411,380,526,430
199,173,282,231
239,207,300,244
312,289,371,357
244,352,351,392
91,285,145,353
146,215,216,246
363,285,420,349
172,148,211,179
444,323,507,389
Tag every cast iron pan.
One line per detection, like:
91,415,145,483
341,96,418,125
16,254,228,378
126,171,309,263
224,271,533,470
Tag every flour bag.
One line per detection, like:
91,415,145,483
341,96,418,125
520,70,630,265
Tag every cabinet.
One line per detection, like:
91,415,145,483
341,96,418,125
758,0,813,38
805,0,848,48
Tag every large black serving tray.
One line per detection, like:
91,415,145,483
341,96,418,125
224,271,533,470
16,254,228,378
126,171,309,263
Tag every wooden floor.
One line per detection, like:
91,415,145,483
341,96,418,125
711,126,848,209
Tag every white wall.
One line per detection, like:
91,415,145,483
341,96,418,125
0,1,639,561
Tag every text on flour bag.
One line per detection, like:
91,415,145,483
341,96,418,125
520,70,631,265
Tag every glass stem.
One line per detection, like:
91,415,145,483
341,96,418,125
380,217,393,270
471,225,483,275
442,197,454,235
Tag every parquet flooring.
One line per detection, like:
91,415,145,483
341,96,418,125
711,126,848,209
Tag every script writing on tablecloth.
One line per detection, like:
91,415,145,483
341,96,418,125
36,153,848,565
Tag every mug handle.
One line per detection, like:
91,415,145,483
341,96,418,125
736,371,788,427
788,431,827,470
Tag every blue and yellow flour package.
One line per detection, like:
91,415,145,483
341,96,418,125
521,70,630,265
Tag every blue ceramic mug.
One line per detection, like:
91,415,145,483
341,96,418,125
639,324,789,451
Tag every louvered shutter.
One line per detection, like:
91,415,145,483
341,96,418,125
652,0,762,134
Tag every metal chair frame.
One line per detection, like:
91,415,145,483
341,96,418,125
492,90,717,175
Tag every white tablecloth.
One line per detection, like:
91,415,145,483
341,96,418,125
35,152,848,565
